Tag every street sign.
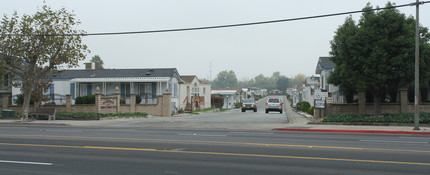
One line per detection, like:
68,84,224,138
321,92,328,98
315,90,322,99
315,99,325,109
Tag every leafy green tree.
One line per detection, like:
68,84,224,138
276,76,290,91
212,70,238,88
0,5,90,121
90,55,104,69
254,74,275,90
328,2,430,116
0,58,5,85
291,74,306,87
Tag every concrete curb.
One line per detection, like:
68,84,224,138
276,128,430,135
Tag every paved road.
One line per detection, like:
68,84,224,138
36,96,291,130
0,126,429,174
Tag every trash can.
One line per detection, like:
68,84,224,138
1,109,15,118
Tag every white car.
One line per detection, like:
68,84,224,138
265,98,283,114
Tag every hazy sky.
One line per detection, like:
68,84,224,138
3,0,430,80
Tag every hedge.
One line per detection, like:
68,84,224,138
323,113,430,123
55,112,148,120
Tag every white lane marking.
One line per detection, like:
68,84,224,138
229,132,274,135
41,129,82,133
170,148,185,151
360,140,428,144
178,133,226,137
0,160,53,166
399,136,430,140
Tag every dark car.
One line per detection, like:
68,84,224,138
265,98,283,113
241,99,257,112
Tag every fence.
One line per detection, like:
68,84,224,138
1,93,172,117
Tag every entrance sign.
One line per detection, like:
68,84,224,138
315,99,325,109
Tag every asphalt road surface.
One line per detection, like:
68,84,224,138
1,125,429,174
75,96,290,130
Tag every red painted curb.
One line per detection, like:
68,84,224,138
277,128,430,135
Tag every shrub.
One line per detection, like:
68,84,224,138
75,94,95,104
14,94,35,105
55,112,148,120
322,113,430,123
296,102,302,111
306,106,314,115
177,108,184,114
43,102,56,106
235,102,242,108
301,101,311,112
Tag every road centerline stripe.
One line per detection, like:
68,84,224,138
1,133,430,153
0,142,429,166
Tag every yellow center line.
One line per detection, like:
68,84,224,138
0,142,429,166
0,133,429,153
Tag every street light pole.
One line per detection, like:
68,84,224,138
414,0,421,130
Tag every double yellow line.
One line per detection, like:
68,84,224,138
0,133,429,153
0,142,430,166
1,133,430,166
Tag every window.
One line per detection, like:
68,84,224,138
3,75,9,89
203,87,206,95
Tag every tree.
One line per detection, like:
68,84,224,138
0,57,5,85
328,2,430,116
212,70,238,88
90,55,104,69
292,74,306,87
276,76,290,91
254,74,274,90
0,5,90,121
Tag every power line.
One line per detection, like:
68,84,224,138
12,1,430,37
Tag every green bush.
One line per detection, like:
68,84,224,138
75,94,95,104
43,102,56,106
296,102,302,111
301,101,311,112
55,112,148,120
306,106,314,115
14,94,35,105
323,113,430,123
177,108,184,114
235,102,242,108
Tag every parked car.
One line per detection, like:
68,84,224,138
241,99,257,112
265,97,283,114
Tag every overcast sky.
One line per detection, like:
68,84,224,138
3,0,430,80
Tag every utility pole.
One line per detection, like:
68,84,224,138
414,0,421,130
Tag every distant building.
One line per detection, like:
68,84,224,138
179,75,211,111
211,88,242,109
11,64,182,113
